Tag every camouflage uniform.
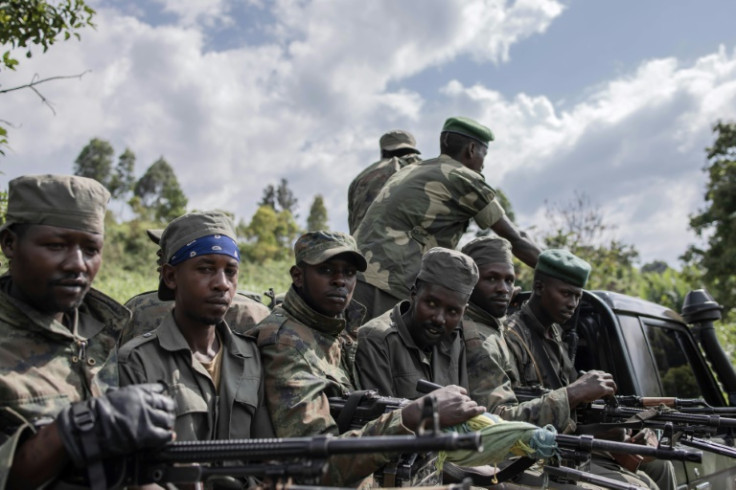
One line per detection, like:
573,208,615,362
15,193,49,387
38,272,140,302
463,302,574,432
0,278,129,486
356,301,468,399
119,290,270,345
249,286,412,487
119,312,273,441
347,154,421,234
354,154,505,314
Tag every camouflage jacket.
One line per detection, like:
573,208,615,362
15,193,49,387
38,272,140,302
355,154,506,300
347,154,421,234
463,303,573,432
248,287,411,487
119,290,270,345
0,277,129,488
505,302,578,390
356,301,468,399
119,312,273,442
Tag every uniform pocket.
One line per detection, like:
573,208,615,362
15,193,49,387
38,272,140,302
170,383,208,416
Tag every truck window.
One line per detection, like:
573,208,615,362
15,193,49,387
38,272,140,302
641,321,701,398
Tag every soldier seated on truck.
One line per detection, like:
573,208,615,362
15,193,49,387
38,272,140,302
248,231,486,487
0,175,175,489
505,249,676,489
119,222,270,346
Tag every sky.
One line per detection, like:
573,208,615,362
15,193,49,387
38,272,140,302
2,0,736,267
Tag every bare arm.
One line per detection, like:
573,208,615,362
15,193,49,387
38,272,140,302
490,216,541,268
7,423,67,489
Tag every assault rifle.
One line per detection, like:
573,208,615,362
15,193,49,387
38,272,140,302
121,430,481,487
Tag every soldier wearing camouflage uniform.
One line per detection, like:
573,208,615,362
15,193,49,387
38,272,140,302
506,249,674,489
0,175,175,489
119,211,273,443
462,237,607,432
354,116,541,321
347,130,422,234
356,247,479,399
119,226,269,346
248,231,485,487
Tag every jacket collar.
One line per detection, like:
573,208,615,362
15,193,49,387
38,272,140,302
156,310,252,359
282,286,346,337
466,302,505,332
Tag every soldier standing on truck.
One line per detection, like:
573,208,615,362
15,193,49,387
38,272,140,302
347,129,422,234
0,175,175,489
248,231,486,487
505,249,676,489
353,116,541,321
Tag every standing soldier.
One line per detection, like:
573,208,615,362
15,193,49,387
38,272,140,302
0,175,175,489
354,116,541,321
347,129,421,234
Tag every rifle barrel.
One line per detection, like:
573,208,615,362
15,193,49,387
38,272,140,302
555,434,702,463
591,404,736,429
152,433,482,464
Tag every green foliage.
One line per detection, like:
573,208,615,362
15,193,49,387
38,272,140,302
0,0,96,72
108,148,136,200
259,178,298,215
74,137,114,185
306,194,328,231
0,125,7,156
239,204,301,262
133,157,188,222
686,121,736,314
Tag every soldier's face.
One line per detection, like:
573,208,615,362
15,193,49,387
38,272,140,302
470,262,515,318
164,254,238,327
1,224,103,321
291,255,358,318
408,283,467,350
537,277,583,324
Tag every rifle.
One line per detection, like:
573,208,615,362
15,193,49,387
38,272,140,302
123,431,481,487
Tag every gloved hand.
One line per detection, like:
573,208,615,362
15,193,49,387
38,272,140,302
56,383,176,467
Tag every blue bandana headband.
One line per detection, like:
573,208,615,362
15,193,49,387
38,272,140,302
169,234,240,266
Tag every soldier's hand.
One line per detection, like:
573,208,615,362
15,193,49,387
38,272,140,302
56,383,176,467
566,370,617,408
401,385,485,431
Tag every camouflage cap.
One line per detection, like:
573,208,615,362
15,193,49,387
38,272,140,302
461,236,513,267
441,116,494,145
158,210,239,300
0,174,110,235
536,249,591,288
416,247,479,297
379,130,419,153
294,231,367,272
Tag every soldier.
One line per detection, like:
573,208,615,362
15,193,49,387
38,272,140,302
119,225,269,345
0,175,175,489
506,249,675,489
354,116,541,321
119,211,273,443
355,247,479,399
249,231,485,487
461,236,613,431
347,129,422,234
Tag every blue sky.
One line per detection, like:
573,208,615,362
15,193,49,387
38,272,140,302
3,0,736,267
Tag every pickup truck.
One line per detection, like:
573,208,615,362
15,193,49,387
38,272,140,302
534,288,736,490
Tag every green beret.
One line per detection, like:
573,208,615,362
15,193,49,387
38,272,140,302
441,116,494,145
416,247,479,297
536,249,591,288
294,231,367,272
461,236,513,267
158,210,238,300
0,174,110,235
379,130,419,153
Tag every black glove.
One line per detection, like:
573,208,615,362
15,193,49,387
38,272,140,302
57,383,176,467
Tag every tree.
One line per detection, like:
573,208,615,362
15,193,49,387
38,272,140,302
1,0,96,155
133,157,187,222
276,178,298,215
108,148,135,200
306,195,328,232
240,205,301,262
73,137,113,186
686,121,736,313
259,184,276,209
